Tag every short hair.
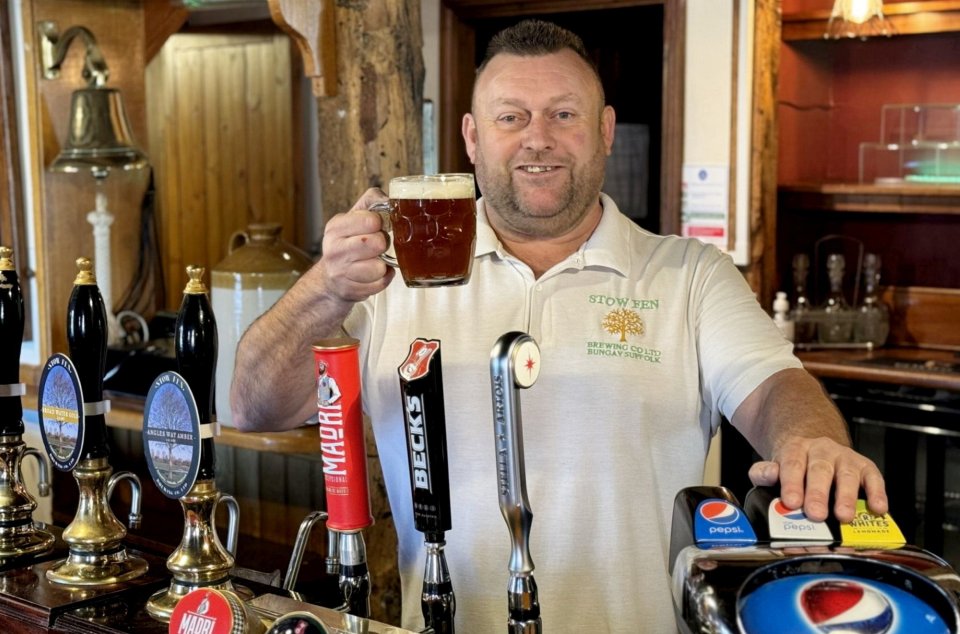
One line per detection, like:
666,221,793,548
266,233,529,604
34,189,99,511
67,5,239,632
476,19,604,101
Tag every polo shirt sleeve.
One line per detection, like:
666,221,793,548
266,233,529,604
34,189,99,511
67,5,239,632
693,247,803,429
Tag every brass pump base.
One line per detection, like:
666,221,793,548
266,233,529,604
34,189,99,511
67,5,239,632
144,479,247,622
45,457,148,586
0,528,55,562
0,436,55,560
45,547,149,586
146,578,252,622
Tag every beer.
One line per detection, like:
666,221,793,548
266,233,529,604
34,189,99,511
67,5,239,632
378,174,477,288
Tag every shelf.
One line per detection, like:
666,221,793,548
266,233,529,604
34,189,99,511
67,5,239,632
779,182,960,214
783,1,960,41
23,392,320,455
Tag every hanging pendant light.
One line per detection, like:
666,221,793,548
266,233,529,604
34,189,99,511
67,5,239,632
825,0,893,40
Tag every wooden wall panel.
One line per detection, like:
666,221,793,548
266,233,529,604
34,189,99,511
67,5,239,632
22,0,151,358
147,33,295,310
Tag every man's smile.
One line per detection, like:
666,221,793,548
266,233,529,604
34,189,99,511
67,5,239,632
518,165,558,173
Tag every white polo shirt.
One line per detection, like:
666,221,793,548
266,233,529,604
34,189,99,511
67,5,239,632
344,194,800,632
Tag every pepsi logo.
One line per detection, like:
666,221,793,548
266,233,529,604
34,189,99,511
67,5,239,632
801,579,894,633
694,498,756,544
699,500,740,525
774,499,807,521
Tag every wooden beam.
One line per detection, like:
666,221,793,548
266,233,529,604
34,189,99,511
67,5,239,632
143,1,189,64
267,0,337,96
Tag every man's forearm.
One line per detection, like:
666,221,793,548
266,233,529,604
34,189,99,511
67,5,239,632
230,273,354,432
732,368,851,460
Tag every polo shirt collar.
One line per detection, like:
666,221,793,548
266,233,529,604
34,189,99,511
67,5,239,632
475,193,632,276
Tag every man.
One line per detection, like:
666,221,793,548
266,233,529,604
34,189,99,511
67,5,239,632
232,19,886,632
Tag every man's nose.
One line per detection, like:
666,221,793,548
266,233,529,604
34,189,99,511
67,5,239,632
521,116,555,152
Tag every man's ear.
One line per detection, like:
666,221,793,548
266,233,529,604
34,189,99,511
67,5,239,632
601,105,616,157
462,113,478,164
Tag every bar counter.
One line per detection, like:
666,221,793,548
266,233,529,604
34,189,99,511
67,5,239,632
796,346,960,391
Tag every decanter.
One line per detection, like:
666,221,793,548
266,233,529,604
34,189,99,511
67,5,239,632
818,253,854,344
790,253,816,343
854,253,890,346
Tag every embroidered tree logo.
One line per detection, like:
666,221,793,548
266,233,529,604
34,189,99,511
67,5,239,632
602,308,645,343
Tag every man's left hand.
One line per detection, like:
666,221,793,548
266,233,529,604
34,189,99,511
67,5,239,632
747,436,887,523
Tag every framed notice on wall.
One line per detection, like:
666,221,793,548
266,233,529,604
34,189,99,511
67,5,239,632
682,165,729,249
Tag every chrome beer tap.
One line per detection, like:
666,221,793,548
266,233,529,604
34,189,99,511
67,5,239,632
283,509,328,599
338,531,371,617
0,246,55,561
490,332,542,634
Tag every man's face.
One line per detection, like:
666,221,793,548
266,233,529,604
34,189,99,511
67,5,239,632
462,50,615,239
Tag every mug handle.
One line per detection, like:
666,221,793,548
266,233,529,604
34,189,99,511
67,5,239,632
369,201,398,268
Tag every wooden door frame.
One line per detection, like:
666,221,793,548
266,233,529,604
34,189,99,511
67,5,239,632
438,0,685,234
0,5,31,339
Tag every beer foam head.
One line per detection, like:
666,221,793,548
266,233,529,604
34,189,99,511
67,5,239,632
390,174,474,200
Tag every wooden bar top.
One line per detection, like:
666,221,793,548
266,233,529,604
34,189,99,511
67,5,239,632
22,392,320,455
797,347,960,392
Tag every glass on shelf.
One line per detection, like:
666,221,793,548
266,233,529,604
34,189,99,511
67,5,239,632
858,104,960,185
860,142,960,184
881,104,960,146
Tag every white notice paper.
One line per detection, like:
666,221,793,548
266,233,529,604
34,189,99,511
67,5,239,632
681,165,730,249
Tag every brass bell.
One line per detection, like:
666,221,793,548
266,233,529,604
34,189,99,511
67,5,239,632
49,86,148,176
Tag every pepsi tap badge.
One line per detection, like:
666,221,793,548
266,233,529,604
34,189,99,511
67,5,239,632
768,497,835,542
694,498,757,547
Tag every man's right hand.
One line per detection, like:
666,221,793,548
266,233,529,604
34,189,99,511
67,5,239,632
314,187,396,303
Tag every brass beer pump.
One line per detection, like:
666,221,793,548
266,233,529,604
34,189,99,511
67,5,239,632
0,247,55,561
46,257,147,585
146,266,243,621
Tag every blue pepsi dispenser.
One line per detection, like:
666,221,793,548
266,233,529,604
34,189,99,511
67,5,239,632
670,485,960,633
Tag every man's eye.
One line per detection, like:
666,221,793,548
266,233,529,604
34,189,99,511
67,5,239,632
498,114,520,123
556,111,576,121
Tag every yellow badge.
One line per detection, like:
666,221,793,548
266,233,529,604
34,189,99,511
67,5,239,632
839,500,906,547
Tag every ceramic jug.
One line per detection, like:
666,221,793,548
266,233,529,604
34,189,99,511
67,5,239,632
212,224,313,425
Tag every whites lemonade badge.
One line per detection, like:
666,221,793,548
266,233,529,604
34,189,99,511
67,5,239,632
768,498,834,541
840,500,907,547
